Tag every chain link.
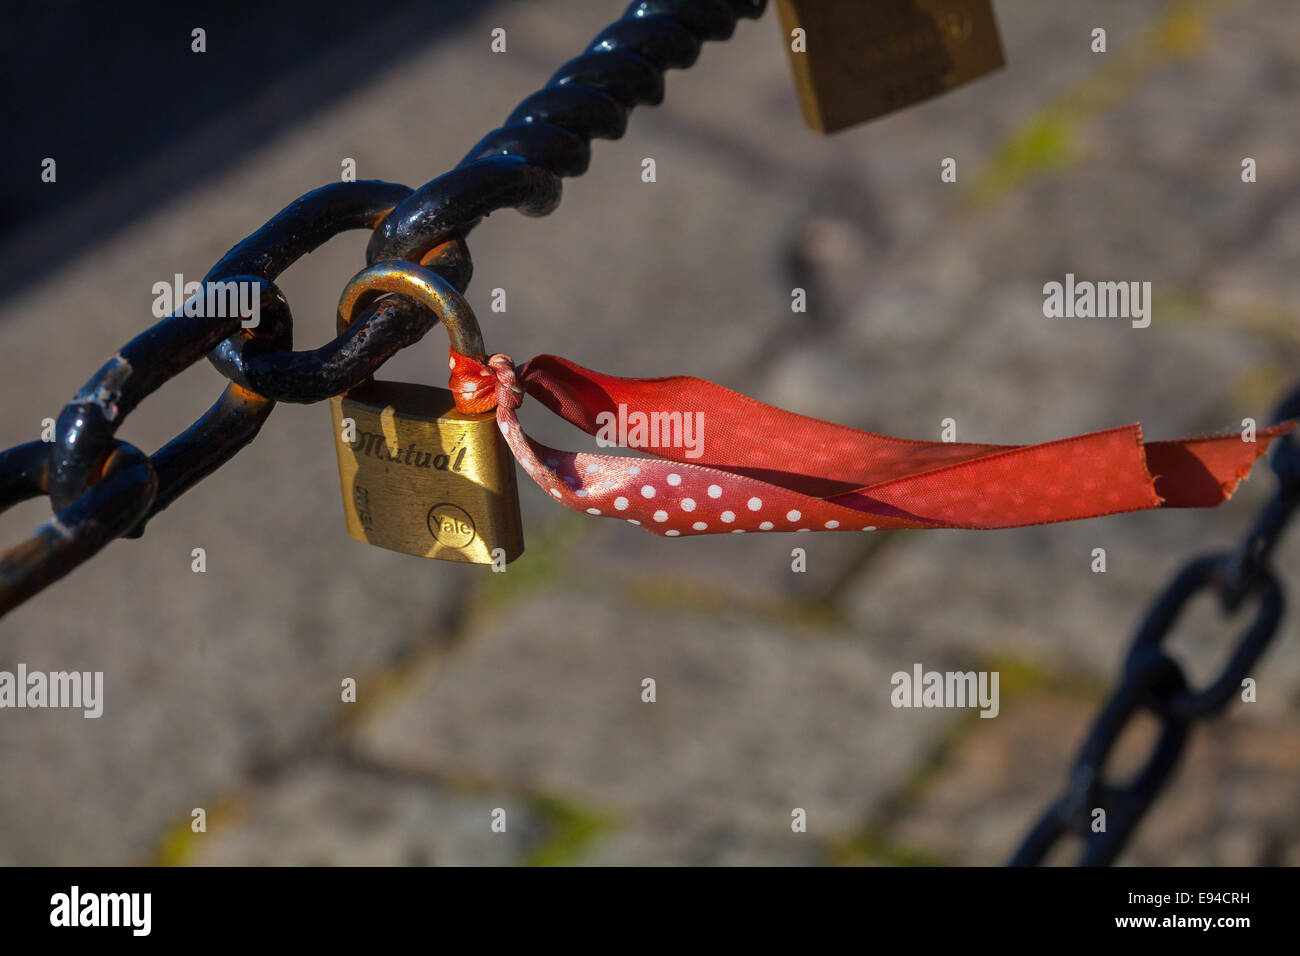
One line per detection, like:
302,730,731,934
1011,386,1300,865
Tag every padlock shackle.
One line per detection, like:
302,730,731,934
336,260,487,362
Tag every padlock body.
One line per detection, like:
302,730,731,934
330,380,523,565
776,0,1004,133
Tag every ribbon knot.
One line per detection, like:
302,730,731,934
448,350,522,415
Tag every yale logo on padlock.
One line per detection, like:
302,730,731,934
328,262,524,565
776,0,1005,134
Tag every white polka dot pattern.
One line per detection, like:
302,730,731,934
493,398,908,537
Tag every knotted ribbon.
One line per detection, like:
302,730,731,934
449,350,1292,536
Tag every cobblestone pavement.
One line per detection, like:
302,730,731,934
1,0,1298,865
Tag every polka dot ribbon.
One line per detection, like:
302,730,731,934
449,350,1294,536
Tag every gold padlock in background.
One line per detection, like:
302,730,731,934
776,0,1005,134
329,262,524,565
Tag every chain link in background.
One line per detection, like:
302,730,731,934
1011,386,1300,865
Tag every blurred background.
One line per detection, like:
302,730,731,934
0,0,1297,865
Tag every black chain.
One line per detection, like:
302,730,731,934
0,0,767,616
1010,386,1300,865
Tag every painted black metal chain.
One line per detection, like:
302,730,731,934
1010,383,1300,865
0,0,767,614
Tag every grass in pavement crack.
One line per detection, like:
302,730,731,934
969,0,1239,206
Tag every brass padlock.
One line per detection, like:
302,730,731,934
776,0,1005,134
328,262,524,565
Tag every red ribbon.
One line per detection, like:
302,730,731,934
450,351,1293,536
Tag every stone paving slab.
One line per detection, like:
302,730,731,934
182,758,543,866
353,593,957,842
